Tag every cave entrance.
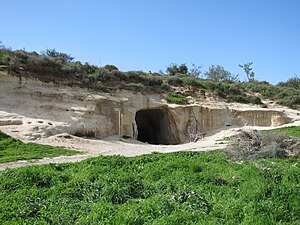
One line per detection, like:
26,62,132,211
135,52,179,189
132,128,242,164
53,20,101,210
135,108,180,145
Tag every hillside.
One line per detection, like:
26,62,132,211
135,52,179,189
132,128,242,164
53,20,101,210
1,47,300,150
1,47,300,109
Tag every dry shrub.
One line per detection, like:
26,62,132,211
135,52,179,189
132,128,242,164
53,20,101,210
187,124,206,142
225,129,299,160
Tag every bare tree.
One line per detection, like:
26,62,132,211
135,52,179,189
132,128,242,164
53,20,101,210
189,63,203,78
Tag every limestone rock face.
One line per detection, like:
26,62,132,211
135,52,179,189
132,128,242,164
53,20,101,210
0,72,296,143
167,106,292,143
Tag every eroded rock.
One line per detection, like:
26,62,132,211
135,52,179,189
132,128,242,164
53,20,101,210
0,73,297,143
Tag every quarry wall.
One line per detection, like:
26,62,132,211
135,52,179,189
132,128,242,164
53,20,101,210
0,73,293,143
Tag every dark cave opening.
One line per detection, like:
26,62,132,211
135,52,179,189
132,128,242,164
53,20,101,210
135,108,180,145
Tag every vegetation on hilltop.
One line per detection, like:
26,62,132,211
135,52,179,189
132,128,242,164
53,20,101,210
0,44,299,108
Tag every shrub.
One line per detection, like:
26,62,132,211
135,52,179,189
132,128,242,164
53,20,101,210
204,65,239,82
164,92,188,105
147,75,163,86
14,50,29,64
181,77,204,87
125,83,145,90
243,81,300,108
0,48,15,65
278,75,300,89
228,95,249,103
166,63,188,75
104,64,119,72
126,71,147,83
43,49,74,63
203,80,218,91
160,82,171,91
228,83,244,95
247,96,263,104
225,129,299,160
167,76,183,86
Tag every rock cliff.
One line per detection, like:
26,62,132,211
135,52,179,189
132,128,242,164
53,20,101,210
0,72,296,144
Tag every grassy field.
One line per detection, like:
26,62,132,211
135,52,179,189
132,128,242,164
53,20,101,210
0,150,299,224
0,131,80,163
265,126,300,138
0,128,299,224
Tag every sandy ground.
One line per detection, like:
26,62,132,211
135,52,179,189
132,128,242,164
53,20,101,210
1,120,299,171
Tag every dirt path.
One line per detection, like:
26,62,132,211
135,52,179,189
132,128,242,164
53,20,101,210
1,120,299,171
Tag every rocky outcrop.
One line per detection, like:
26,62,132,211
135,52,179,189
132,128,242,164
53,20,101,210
0,72,296,143
162,105,292,143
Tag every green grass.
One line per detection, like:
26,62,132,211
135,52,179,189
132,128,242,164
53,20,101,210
0,151,299,224
0,131,80,163
262,126,300,138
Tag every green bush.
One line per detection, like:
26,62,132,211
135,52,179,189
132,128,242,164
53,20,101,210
148,75,163,86
123,71,163,87
103,64,119,71
181,76,204,87
278,75,300,89
164,92,188,105
247,96,263,104
125,83,145,89
228,95,263,105
167,76,183,86
0,49,13,66
243,81,300,107
160,82,171,91
227,83,244,95
228,95,248,103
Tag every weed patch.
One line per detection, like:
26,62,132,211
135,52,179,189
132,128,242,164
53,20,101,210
0,131,80,163
0,151,299,224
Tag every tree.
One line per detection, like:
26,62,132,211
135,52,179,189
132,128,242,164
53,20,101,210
204,65,239,82
178,64,188,74
239,62,255,82
277,74,300,89
104,64,119,72
43,49,74,63
166,63,188,75
189,63,202,78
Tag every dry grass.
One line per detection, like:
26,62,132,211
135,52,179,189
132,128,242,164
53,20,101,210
225,128,300,160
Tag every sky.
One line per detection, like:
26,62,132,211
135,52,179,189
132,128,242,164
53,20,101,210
1,0,300,84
